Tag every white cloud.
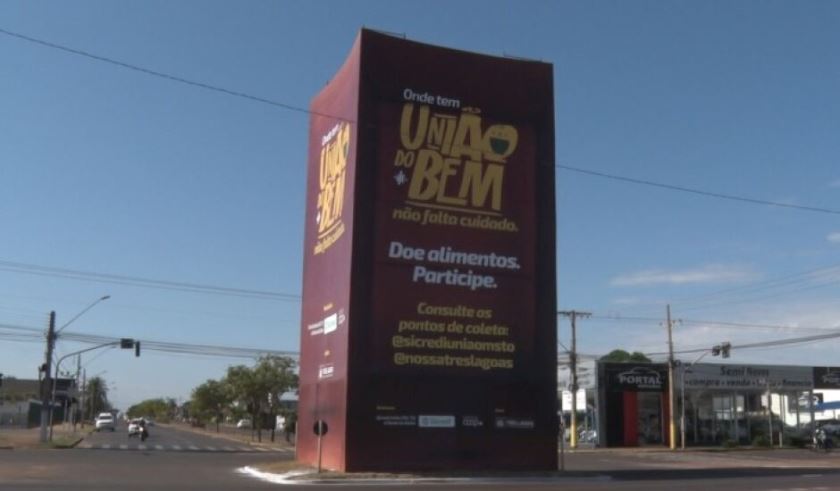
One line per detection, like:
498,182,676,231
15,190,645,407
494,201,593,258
610,264,755,287
827,232,840,244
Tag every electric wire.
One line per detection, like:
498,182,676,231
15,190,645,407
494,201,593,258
0,27,351,123
558,164,840,216
645,330,840,357
2,28,837,218
0,260,300,301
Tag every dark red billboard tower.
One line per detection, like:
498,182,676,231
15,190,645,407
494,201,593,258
298,29,556,472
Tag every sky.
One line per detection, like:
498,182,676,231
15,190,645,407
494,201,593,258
1,0,839,410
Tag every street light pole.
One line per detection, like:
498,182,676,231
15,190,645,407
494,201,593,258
56,295,111,335
40,295,110,442
49,341,124,440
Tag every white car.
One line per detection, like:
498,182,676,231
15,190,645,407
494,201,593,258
95,412,115,432
127,418,143,437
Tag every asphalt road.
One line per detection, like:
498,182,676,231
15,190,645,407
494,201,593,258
0,423,291,490
5,426,840,491
78,422,292,454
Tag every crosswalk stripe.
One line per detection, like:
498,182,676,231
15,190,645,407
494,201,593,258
101,444,111,449
155,445,164,450
238,447,251,452
138,444,147,450
223,446,235,451
189,445,199,451
254,447,269,452
120,444,128,450
206,446,216,451
172,445,182,451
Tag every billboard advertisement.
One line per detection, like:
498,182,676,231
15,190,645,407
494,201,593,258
299,29,556,472
297,38,360,471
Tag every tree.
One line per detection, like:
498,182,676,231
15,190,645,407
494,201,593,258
126,398,175,422
224,355,297,443
600,349,652,363
83,376,110,419
191,379,231,432
255,355,298,442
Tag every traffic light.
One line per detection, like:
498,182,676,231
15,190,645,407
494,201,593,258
134,341,141,357
712,345,721,356
120,338,134,349
721,342,731,359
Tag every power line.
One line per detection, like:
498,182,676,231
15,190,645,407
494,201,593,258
590,313,840,332
4,27,837,220
645,330,840,357
558,165,840,216
0,27,351,123
0,260,300,301
57,328,299,360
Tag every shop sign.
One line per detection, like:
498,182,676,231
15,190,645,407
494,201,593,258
680,364,812,391
814,367,840,389
604,363,667,392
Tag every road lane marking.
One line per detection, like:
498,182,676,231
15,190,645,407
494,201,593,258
138,444,147,450
254,447,269,452
206,446,217,451
223,446,235,451
155,444,164,450
120,444,128,450
101,444,111,449
238,447,251,452
172,445,182,451
189,445,199,451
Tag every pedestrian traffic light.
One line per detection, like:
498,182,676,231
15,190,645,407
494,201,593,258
134,341,141,357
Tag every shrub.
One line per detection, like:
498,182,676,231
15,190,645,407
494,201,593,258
752,435,771,447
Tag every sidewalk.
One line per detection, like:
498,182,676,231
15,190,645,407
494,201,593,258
0,426,88,449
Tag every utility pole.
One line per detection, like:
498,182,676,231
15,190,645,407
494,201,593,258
73,355,81,430
39,311,56,443
666,304,677,450
81,369,87,428
559,310,590,449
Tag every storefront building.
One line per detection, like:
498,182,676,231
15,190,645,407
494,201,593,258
594,362,837,447
596,362,669,447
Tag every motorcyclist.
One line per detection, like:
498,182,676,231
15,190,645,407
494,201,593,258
815,427,833,451
139,418,149,442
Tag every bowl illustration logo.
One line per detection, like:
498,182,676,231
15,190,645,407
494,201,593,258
482,124,518,162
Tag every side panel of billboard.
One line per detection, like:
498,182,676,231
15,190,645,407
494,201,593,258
345,30,556,471
297,38,361,471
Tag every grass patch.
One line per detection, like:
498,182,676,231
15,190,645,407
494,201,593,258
45,435,83,449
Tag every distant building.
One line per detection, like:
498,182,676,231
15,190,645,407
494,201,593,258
0,378,41,427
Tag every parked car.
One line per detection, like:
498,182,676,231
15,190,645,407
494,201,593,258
236,418,251,429
95,412,115,432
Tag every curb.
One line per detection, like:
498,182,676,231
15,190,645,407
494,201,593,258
52,436,85,449
237,467,615,486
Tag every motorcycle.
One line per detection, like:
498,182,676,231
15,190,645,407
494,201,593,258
813,428,833,452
